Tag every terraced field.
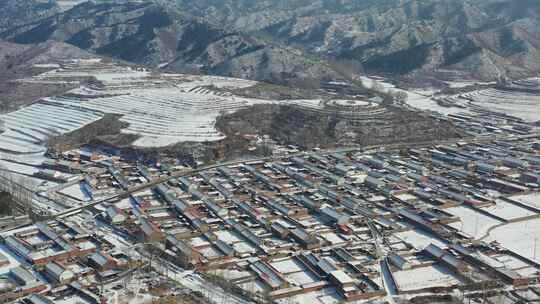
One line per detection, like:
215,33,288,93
0,101,102,180
48,87,264,146
0,59,462,180
17,59,266,147
21,60,388,148
459,88,540,123
0,102,102,154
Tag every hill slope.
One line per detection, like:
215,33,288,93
0,1,345,85
0,0,59,32
2,0,540,83
0,40,97,112
171,0,540,81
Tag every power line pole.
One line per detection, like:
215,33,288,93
534,237,537,261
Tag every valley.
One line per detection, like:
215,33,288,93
0,1,540,304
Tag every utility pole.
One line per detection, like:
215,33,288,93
474,214,478,237
534,237,537,261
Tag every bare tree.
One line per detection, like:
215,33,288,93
290,76,322,91
329,59,364,80
0,163,35,216
393,91,408,104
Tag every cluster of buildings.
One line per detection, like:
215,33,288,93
2,131,540,303
0,216,136,303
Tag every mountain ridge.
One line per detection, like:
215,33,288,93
0,0,348,85
1,0,540,84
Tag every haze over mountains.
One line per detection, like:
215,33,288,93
1,0,540,85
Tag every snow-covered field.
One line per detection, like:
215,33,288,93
458,88,540,122
18,59,394,148
405,89,471,116
486,218,540,263
0,158,42,176
287,99,388,118
393,264,463,291
0,100,102,183
444,80,496,89
395,228,447,250
509,193,540,210
58,183,91,202
17,61,537,153
482,199,537,221
361,75,540,121
359,76,470,115
0,102,102,154
56,0,88,11
47,86,267,146
446,206,503,239
23,59,272,147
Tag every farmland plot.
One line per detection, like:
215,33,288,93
360,75,540,121
28,59,386,148
0,102,102,155
22,59,271,147
446,206,503,239
359,76,472,115
486,219,540,263
0,101,102,183
481,199,537,221
458,88,540,122
510,193,540,210
49,86,269,146
393,264,463,292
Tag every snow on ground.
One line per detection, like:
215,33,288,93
0,102,103,153
36,59,150,84
359,76,470,115
271,259,305,274
393,264,462,291
29,58,377,147
458,88,540,122
171,73,257,89
101,233,132,251
394,228,447,250
58,183,91,202
360,75,540,121
486,218,540,263
444,81,496,88
0,101,101,182
0,59,266,178
32,63,61,68
56,0,88,11
275,286,341,304
482,199,537,221
48,88,257,145
25,59,271,147
405,89,471,115
0,159,41,176
50,295,94,304
446,206,503,239
508,193,540,210
333,100,370,106
288,99,388,119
